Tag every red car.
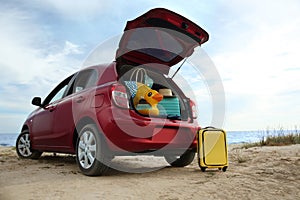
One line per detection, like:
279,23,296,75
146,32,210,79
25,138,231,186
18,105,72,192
16,8,209,176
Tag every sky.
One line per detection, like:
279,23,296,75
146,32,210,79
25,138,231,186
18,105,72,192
0,0,299,133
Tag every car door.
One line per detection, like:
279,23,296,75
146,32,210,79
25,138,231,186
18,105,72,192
31,75,73,149
50,69,99,151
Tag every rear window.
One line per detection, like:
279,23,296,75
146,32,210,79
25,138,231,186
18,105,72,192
126,28,183,62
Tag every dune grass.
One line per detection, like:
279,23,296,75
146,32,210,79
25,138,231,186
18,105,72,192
261,133,300,146
242,128,300,149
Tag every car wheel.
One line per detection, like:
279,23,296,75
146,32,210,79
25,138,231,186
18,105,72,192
76,124,110,176
164,151,195,167
16,130,42,159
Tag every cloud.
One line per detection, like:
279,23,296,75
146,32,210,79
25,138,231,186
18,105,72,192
0,5,83,81
45,40,83,63
211,2,300,97
40,0,112,19
0,4,83,132
0,0,299,132
35,0,155,23
225,93,300,130
206,0,300,130
0,113,27,133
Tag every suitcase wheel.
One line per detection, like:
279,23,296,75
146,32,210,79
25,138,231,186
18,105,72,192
222,166,227,172
200,167,206,172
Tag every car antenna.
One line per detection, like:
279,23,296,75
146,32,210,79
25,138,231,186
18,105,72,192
171,58,187,79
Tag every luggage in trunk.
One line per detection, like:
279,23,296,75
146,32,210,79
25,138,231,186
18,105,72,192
158,96,180,117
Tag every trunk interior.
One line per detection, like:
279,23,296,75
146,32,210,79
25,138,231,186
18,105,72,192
117,64,190,121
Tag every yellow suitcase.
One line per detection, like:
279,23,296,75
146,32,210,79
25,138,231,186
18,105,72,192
197,127,228,172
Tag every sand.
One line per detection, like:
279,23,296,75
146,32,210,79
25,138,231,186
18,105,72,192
0,144,299,200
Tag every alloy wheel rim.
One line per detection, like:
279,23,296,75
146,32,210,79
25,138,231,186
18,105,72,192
78,130,97,169
18,133,32,157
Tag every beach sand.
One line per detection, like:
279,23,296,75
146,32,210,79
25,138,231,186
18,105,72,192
0,144,299,200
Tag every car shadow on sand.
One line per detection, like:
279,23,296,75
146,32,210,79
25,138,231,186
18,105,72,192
36,154,172,176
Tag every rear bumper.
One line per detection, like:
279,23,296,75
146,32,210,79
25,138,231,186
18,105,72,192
98,106,199,154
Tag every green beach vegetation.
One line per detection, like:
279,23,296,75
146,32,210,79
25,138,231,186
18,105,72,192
242,127,300,149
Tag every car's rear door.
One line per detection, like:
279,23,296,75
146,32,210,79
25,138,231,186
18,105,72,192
50,69,99,152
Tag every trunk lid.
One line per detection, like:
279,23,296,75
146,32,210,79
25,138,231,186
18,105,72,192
116,8,209,74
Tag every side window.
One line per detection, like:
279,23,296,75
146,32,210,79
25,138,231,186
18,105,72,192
49,85,68,104
73,69,98,93
43,75,73,106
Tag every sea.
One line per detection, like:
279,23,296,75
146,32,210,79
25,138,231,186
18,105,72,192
0,130,298,147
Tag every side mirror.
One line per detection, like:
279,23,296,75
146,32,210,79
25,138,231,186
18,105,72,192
32,97,42,107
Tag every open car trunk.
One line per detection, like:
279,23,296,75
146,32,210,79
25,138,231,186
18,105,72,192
118,66,191,121
115,8,208,120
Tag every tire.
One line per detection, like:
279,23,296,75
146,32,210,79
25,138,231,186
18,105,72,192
76,124,111,176
16,130,42,159
164,151,195,167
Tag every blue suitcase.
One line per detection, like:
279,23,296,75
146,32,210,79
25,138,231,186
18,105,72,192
136,96,181,117
158,96,181,117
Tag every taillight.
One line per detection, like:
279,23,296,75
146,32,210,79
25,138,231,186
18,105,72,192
190,100,198,119
111,84,129,109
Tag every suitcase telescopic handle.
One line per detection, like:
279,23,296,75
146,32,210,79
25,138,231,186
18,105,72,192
203,126,216,129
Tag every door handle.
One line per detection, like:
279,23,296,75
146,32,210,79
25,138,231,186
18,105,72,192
76,96,85,103
46,105,56,112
